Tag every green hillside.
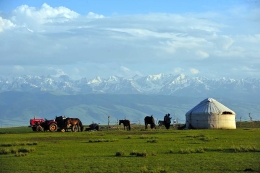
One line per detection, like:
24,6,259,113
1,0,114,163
0,91,259,127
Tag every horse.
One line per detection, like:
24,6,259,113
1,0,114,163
144,115,156,129
164,113,172,130
65,118,84,132
119,120,131,130
158,120,165,126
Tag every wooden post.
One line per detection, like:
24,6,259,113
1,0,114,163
108,116,110,130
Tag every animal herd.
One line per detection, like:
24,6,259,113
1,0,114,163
119,114,173,131
47,114,174,132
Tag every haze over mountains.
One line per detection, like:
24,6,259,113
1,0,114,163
0,73,259,127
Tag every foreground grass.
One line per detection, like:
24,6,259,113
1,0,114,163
0,127,260,173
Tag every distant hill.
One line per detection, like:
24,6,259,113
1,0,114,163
0,91,259,127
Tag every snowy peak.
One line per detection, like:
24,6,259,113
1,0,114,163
146,73,165,81
0,74,259,97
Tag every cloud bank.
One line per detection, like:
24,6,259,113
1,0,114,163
0,3,259,79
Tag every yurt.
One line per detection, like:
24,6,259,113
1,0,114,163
185,98,236,129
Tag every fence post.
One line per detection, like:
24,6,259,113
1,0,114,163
108,116,110,130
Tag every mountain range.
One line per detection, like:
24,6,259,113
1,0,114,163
1,74,259,97
0,74,259,127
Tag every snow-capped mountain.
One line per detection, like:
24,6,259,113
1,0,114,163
0,74,259,97
1,73,260,127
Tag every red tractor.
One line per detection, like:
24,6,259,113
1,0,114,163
29,118,58,132
29,118,45,131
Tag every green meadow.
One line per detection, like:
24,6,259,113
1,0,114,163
0,125,260,173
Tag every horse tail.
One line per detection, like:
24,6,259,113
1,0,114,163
128,120,131,130
78,120,84,132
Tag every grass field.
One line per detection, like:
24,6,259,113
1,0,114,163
0,124,260,173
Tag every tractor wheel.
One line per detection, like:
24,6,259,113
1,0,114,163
72,125,79,132
36,125,43,132
49,123,57,132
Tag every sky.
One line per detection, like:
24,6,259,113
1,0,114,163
0,0,260,80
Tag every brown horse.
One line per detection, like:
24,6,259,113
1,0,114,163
144,115,156,129
65,118,84,132
119,120,131,130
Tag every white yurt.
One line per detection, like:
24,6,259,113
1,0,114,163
185,98,236,129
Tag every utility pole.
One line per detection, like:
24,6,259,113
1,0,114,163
108,116,110,130
240,117,242,128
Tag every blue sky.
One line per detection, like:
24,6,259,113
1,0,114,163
0,0,259,79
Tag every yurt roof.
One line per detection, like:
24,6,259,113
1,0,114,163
186,98,235,115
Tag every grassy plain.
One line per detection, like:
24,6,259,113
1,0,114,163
0,125,260,173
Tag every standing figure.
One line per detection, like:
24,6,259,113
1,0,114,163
164,113,171,129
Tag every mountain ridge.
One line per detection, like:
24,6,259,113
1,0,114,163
1,73,259,127
0,74,259,98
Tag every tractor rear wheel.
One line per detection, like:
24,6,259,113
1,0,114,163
72,125,79,132
49,123,57,132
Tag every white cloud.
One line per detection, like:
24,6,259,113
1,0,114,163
0,3,259,79
190,68,200,75
52,69,67,77
0,17,15,32
173,68,184,74
221,35,234,50
118,66,142,78
87,12,104,19
120,66,130,72
11,3,79,26
196,51,209,59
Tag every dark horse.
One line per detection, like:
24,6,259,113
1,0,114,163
158,120,165,126
65,118,84,132
144,115,156,129
119,120,131,130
